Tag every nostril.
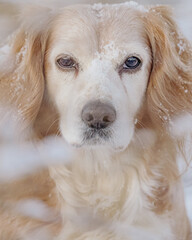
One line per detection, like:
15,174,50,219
85,113,94,122
103,115,111,123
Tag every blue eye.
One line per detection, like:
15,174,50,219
123,56,141,69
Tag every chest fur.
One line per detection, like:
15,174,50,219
49,145,175,223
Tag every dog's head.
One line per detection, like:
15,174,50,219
45,4,152,150
1,3,192,150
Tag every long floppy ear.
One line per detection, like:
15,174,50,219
0,6,55,130
143,6,192,128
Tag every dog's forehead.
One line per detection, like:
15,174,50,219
49,4,147,57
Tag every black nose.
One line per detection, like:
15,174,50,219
81,101,116,130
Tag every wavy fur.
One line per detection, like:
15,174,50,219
0,3,191,240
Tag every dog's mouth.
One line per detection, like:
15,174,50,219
83,127,112,144
69,128,112,149
70,127,129,152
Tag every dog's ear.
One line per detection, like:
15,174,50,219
0,6,55,130
143,6,192,128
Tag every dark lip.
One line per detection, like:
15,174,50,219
83,128,111,142
69,128,112,148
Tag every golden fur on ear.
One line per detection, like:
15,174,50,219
0,7,53,131
143,6,192,128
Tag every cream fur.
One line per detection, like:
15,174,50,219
0,2,191,240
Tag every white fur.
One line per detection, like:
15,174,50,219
0,3,191,240
43,5,185,239
47,11,151,150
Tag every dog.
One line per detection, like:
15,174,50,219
0,2,191,239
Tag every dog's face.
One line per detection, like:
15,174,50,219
45,5,151,150
4,3,190,151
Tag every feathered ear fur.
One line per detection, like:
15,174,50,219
143,6,192,129
0,6,55,131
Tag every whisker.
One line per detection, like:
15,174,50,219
45,118,60,136
134,132,145,149
56,129,61,137
136,119,147,129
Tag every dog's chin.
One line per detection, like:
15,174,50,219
62,127,133,152
68,136,130,153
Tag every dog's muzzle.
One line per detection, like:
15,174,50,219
81,101,116,141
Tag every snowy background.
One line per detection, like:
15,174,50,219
0,0,191,235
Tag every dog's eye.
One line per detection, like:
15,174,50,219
56,56,77,69
123,56,141,70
